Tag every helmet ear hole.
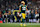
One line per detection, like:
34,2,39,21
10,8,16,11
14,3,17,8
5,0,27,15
24,2,25,4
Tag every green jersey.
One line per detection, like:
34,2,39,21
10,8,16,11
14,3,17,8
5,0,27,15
19,5,27,13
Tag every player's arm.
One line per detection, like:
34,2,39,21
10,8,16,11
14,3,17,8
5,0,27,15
26,6,28,11
19,6,21,12
26,6,29,14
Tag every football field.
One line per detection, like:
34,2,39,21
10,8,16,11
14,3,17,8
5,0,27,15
0,23,40,27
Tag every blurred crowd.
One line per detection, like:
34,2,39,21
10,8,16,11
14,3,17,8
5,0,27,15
0,0,40,23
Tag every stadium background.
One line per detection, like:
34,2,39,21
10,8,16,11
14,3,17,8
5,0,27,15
0,0,40,23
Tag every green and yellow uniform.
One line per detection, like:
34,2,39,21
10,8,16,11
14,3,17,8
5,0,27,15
19,1,27,26
19,5,27,23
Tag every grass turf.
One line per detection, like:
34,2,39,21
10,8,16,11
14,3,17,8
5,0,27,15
0,23,40,27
